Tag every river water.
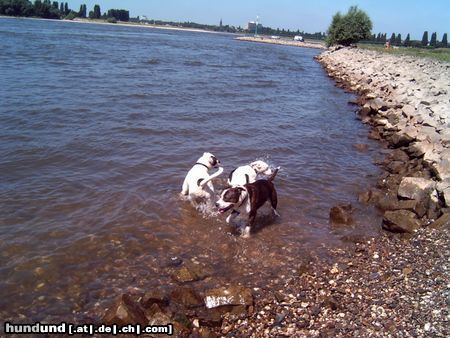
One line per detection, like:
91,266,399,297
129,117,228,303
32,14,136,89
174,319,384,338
0,18,383,322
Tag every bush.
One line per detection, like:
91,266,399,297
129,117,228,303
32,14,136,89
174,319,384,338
106,16,117,23
326,6,372,46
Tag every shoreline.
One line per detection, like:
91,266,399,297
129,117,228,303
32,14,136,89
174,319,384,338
235,36,326,50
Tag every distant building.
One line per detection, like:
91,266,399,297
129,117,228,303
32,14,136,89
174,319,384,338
246,21,262,32
220,18,222,27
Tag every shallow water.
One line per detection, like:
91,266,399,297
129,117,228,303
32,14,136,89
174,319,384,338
0,18,383,322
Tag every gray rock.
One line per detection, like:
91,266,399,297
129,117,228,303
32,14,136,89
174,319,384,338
398,177,436,200
382,210,421,233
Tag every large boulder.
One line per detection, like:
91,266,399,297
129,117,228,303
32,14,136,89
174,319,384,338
204,286,253,309
382,210,421,233
103,294,148,326
398,177,436,200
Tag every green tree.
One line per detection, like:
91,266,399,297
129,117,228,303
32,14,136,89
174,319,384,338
93,4,100,19
396,33,401,46
430,32,437,47
78,3,86,17
421,31,428,46
0,0,34,16
389,32,396,45
404,33,411,47
326,6,372,46
442,33,448,48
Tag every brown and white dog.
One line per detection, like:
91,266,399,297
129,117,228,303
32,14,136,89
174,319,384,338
216,168,280,237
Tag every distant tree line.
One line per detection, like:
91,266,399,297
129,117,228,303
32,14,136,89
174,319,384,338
363,31,448,48
0,0,129,22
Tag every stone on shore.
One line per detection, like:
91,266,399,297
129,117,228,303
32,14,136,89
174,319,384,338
382,210,421,233
398,177,436,200
103,294,148,326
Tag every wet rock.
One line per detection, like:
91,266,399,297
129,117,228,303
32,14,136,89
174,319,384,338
103,294,148,326
382,210,421,233
172,262,210,283
329,204,353,225
353,143,369,152
141,289,169,309
398,177,436,200
204,286,253,309
194,307,223,327
170,287,204,308
390,130,415,148
358,190,372,204
428,213,450,229
368,129,381,140
386,160,407,175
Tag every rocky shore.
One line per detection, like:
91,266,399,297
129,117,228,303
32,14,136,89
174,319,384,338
316,46,450,230
236,36,325,49
98,48,449,337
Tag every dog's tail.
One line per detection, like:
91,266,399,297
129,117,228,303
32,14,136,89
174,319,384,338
268,167,280,182
199,167,224,188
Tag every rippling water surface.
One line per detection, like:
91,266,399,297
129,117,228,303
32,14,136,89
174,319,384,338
0,18,383,322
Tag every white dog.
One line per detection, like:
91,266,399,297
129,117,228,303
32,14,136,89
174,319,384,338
227,160,274,187
181,152,223,204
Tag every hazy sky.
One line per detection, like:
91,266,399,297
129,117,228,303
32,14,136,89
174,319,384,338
68,0,449,40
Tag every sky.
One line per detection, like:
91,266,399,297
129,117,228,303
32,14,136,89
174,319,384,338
68,0,449,40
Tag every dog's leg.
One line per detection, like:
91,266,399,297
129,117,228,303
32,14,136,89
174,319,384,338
226,210,239,224
242,210,256,238
181,178,189,195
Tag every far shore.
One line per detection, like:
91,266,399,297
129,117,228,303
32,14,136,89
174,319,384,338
0,15,239,35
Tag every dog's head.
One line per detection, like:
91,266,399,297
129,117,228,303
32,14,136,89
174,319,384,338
216,187,246,214
198,152,220,169
250,160,272,175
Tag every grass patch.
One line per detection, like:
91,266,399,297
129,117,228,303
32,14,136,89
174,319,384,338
357,44,450,62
